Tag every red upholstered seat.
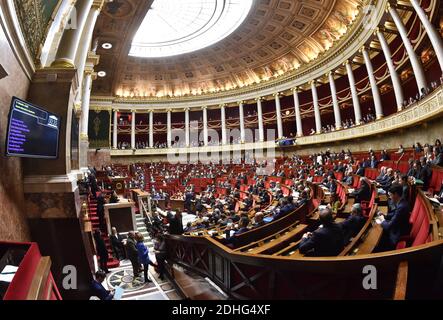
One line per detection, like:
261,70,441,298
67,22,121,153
397,162,409,174
429,168,443,193
361,186,376,218
396,196,431,249
352,175,360,189
335,172,343,181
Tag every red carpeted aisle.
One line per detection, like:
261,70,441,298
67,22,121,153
88,195,120,269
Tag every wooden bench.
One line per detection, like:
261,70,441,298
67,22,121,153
235,223,308,255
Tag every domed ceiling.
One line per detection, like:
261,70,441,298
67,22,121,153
92,0,361,99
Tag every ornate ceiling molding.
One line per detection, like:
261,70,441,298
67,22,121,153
92,0,368,100
91,0,389,110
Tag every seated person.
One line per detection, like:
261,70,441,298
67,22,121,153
339,203,367,243
299,208,345,256
252,212,265,228
325,175,337,194
352,177,371,203
355,163,365,176
435,181,443,203
369,155,379,169
342,171,354,186
273,199,295,220
295,191,309,207
375,167,387,183
91,270,114,300
432,149,443,167
378,168,395,193
376,185,411,251
225,217,250,245
329,193,342,216
242,194,254,211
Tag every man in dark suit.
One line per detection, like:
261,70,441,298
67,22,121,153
299,208,344,256
432,150,443,167
325,175,337,194
93,230,109,273
110,227,125,260
96,193,106,231
352,177,371,203
378,185,411,251
342,172,354,186
225,217,250,246
370,155,379,169
339,203,367,243
167,211,184,235
184,190,194,212
91,271,114,300
378,168,395,192
355,163,365,176
126,231,140,278
273,199,295,220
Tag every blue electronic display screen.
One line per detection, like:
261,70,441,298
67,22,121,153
6,97,60,159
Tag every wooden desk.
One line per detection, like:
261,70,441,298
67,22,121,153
104,199,136,235
355,224,383,255
109,176,127,195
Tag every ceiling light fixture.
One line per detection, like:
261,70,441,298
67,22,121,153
102,42,113,50
98,71,107,78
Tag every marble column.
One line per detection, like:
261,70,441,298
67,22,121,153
113,109,118,149
377,29,404,110
292,88,303,137
311,81,322,134
131,110,136,149
328,72,342,129
202,106,208,146
185,108,190,147
362,47,384,119
410,0,443,72
238,101,245,143
274,93,283,139
74,0,103,98
256,98,265,142
221,104,227,145
345,60,362,125
51,0,94,68
79,70,94,139
388,4,427,92
167,109,172,147
149,111,154,148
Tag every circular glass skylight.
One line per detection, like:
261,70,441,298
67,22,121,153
129,0,253,58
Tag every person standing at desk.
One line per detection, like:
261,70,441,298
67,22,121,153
110,191,120,204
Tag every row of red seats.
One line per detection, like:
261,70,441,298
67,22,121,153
396,193,434,249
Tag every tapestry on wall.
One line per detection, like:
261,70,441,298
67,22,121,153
13,0,60,62
88,110,111,149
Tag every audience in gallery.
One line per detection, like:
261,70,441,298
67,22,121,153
85,137,443,258
113,75,443,149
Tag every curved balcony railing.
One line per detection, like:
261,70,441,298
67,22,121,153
109,86,443,156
